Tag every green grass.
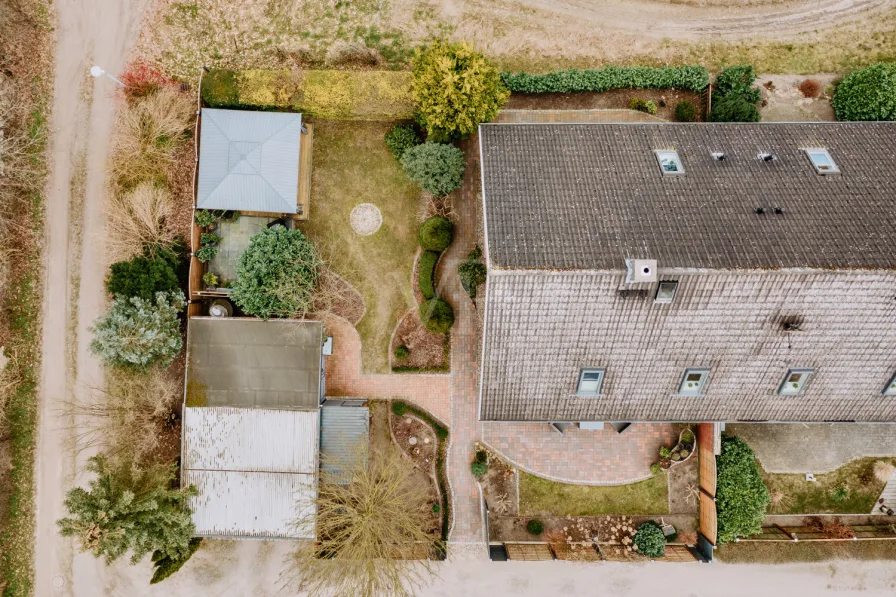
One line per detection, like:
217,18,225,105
519,471,668,517
716,539,896,564
299,120,420,374
762,458,895,515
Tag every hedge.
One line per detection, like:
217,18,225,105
417,250,440,300
500,66,710,94
832,62,896,121
200,69,416,120
418,216,454,252
716,436,771,544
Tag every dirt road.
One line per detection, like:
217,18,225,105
34,1,145,596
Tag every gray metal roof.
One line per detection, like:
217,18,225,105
319,405,369,483
479,122,896,271
480,269,896,422
187,318,322,410
197,108,302,213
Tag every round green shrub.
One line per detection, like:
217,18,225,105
832,62,896,121
432,503,440,514
106,256,179,300
717,436,771,544
194,244,218,263
385,124,421,160
417,250,440,299
400,142,465,197
709,95,761,123
418,216,454,251
231,226,320,318
471,462,487,478
527,519,544,536
391,401,408,416
419,298,454,334
394,345,410,360
194,210,218,228
713,65,761,104
633,521,666,558
474,449,488,464
675,100,697,122
650,463,662,476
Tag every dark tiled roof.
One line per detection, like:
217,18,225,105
479,122,896,270
480,270,896,422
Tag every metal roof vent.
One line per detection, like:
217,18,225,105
757,152,777,162
625,259,658,284
711,152,727,161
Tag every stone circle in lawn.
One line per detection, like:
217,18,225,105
349,203,382,236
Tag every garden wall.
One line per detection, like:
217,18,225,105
201,69,415,120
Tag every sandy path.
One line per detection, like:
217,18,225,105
504,0,894,40
34,1,146,596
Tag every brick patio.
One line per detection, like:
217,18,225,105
323,314,452,425
482,422,680,485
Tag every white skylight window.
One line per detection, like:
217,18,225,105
778,368,814,396
884,372,896,396
577,368,605,396
655,150,684,175
678,368,709,396
655,280,679,304
804,148,840,174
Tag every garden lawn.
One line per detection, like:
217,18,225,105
519,471,668,517
716,540,896,564
762,458,896,515
300,120,420,374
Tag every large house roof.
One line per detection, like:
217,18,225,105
197,108,303,213
479,122,896,271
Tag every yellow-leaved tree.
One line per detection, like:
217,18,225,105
412,41,509,142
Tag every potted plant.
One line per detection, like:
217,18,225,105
203,272,219,290
194,209,218,230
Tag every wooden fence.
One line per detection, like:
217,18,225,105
696,423,718,558
739,524,896,543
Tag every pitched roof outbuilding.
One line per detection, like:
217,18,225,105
479,122,896,271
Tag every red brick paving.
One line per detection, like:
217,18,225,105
482,422,680,485
323,314,452,425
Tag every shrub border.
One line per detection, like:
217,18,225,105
391,400,451,557
500,65,710,94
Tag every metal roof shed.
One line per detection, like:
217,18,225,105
320,404,369,483
183,406,319,539
197,108,303,214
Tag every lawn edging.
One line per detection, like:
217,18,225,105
391,400,451,558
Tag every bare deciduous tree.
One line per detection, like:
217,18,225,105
286,443,440,597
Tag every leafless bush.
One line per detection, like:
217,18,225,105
805,516,854,540
287,442,439,597
799,79,822,98
104,182,177,263
0,82,42,222
109,86,194,191
66,367,180,463
324,40,381,67
874,460,895,483
418,194,455,222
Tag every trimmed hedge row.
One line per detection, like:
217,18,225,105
417,250,440,300
391,400,451,557
201,68,415,120
500,66,710,94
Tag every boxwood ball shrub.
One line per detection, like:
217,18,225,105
675,100,697,122
633,521,666,558
716,435,771,543
471,462,487,478
231,225,320,319
385,124,420,160
832,62,896,121
106,255,180,300
394,345,410,360
418,216,454,252
391,401,408,416
401,142,465,197
419,298,454,334
501,66,710,94
527,519,544,536
417,250,440,299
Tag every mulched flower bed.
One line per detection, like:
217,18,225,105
505,88,706,122
391,412,437,473
476,445,519,516
390,310,448,371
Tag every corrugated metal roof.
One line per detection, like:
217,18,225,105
319,405,369,482
183,406,318,538
197,109,302,213
184,470,316,539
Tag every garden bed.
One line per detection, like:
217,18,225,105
716,539,896,564
504,88,705,121
390,411,437,473
519,471,669,517
762,457,896,515
477,447,519,517
489,514,697,545
667,453,699,515
390,310,448,372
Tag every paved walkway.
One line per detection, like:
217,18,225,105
324,315,452,424
726,423,896,473
872,469,896,515
483,422,679,485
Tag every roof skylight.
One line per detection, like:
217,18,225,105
655,150,684,175
804,148,840,175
